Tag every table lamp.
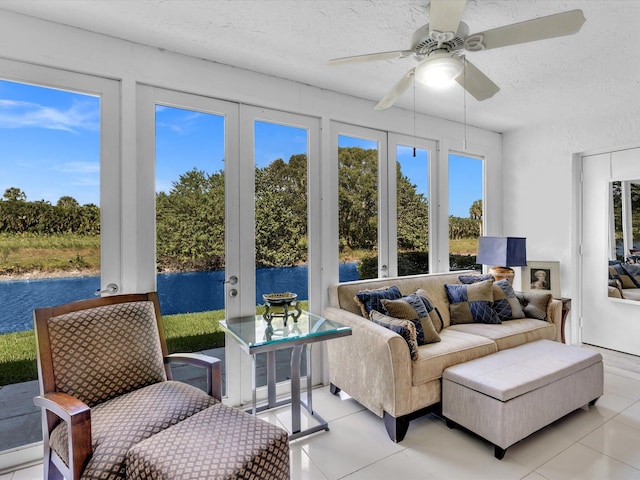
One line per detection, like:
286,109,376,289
476,236,527,284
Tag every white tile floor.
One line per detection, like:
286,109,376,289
6,363,640,480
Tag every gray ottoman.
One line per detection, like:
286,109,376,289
442,339,603,459
126,403,290,479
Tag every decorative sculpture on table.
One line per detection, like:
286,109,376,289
262,292,302,327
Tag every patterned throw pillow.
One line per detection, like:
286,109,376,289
492,279,525,321
445,279,500,324
516,291,552,320
370,310,420,360
458,273,495,284
415,289,444,332
608,262,640,289
354,286,402,318
381,293,441,345
622,263,640,287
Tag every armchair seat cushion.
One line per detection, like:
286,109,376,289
50,381,216,480
126,403,290,480
447,318,556,351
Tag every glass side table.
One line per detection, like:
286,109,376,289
220,311,351,440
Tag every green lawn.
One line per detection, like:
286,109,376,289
0,232,100,276
0,301,309,386
0,310,226,386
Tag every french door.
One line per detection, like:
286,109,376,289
235,105,320,405
0,60,120,462
139,89,321,405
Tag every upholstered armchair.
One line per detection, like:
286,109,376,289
33,292,222,480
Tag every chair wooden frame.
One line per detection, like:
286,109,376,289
33,292,222,480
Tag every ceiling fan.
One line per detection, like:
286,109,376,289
328,0,586,110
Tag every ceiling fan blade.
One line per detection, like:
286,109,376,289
455,59,499,101
467,9,586,51
375,68,415,110
328,50,413,65
429,0,467,35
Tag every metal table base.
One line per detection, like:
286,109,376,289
250,344,329,440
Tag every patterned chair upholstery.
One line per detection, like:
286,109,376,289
33,293,289,480
126,403,290,479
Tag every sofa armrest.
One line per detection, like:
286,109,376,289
165,353,222,401
547,298,563,342
323,306,412,418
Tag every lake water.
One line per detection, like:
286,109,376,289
0,263,359,334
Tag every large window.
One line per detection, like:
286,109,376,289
448,153,483,271
337,134,379,281
0,65,119,461
394,142,431,276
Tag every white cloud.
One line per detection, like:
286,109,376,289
54,161,100,174
0,98,99,133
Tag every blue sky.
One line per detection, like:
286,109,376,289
1,79,480,217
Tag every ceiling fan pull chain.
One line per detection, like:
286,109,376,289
413,75,417,157
463,56,467,151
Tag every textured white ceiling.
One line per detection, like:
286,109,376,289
1,0,638,133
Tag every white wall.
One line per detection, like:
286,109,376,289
503,106,640,344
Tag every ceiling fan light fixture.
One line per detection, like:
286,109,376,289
415,53,463,87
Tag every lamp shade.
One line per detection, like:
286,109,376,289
476,237,527,267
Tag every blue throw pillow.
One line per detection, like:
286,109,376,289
458,274,495,284
370,310,419,360
622,263,640,286
354,286,402,318
381,293,441,345
492,279,525,320
446,279,500,324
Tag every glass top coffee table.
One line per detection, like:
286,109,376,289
220,311,351,439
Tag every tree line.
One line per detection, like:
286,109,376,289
0,187,100,235
1,147,481,271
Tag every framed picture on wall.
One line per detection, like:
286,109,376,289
522,261,561,298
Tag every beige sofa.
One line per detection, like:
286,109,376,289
323,271,562,442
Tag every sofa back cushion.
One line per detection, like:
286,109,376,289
329,271,469,328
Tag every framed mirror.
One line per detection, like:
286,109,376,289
607,179,640,301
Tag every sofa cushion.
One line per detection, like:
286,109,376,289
446,280,501,325
49,380,216,479
447,318,556,350
492,279,525,321
354,285,402,318
411,329,497,386
382,294,441,344
516,291,553,320
621,288,640,301
370,310,421,360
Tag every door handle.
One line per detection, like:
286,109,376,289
224,275,238,285
96,283,119,296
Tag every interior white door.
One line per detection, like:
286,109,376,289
580,149,640,355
